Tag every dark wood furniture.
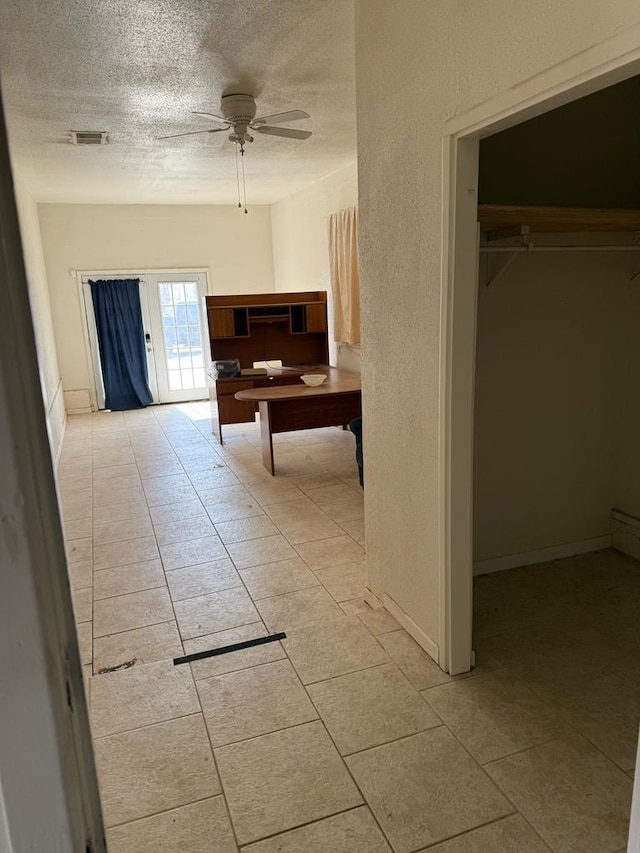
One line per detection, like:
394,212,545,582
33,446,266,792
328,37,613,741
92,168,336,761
206,292,330,443
235,367,362,474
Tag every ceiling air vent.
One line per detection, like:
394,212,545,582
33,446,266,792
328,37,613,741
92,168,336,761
70,130,109,145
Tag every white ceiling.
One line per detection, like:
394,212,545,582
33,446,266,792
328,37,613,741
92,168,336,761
0,0,356,204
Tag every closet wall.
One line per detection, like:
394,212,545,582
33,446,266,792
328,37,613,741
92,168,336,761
473,76,640,567
614,280,640,521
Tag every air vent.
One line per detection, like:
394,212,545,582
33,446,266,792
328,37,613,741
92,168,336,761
70,131,109,145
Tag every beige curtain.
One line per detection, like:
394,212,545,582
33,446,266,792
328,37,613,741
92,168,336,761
328,206,360,345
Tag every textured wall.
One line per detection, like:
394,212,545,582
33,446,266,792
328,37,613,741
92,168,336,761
13,181,65,459
271,163,358,368
39,203,275,403
354,0,640,651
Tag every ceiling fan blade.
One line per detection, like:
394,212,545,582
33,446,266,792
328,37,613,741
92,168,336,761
254,125,312,140
157,128,227,139
192,111,228,124
253,109,310,125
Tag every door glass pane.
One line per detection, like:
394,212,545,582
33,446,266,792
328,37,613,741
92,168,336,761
158,280,204,391
168,370,182,391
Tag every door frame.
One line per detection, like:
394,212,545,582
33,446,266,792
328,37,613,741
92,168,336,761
76,267,211,411
439,35,640,675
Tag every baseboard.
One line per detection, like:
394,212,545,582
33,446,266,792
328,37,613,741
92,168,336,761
365,586,440,665
66,407,93,415
363,586,384,610
611,509,640,561
473,535,612,576
63,388,93,413
53,413,67,466
47,379,66,466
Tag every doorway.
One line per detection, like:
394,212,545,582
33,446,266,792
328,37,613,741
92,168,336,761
81,270,210,409
440,55,640,676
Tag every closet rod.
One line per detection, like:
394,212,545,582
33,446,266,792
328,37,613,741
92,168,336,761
480,245,640,253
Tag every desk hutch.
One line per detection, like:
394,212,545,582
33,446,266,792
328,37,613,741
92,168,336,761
206,291,330,442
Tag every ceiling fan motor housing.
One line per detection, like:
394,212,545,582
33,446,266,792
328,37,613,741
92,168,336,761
221,93,257,124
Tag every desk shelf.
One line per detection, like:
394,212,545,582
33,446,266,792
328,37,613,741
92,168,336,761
249,315,290,324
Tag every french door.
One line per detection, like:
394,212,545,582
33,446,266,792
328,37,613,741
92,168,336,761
82,271,210,409
145,272,209,404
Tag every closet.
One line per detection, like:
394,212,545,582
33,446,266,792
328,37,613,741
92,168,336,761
473,75,640,575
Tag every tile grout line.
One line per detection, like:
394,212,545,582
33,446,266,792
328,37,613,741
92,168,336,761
92,708,202,742
150,417,363,645
153,406,244,853
516,674,640,774
93,423,159,669
103,792,228,834
233,805,375,851
147,411,204,663
71,409,389,849
415,812,541,851
187,423,384,847
93,416,174,670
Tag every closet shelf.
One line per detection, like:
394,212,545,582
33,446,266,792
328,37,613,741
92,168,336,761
478,204,640,233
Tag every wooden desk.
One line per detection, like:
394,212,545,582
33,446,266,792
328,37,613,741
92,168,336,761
208,366,311,444
235,368,361,474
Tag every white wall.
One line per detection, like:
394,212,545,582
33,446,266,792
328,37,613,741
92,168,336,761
271,164,360,370
473,249,635,562
1,140,102,851
38,204,275,408
354,0,640,657
13,182,65,459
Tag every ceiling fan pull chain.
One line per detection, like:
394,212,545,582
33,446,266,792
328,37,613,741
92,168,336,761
235,143,242,209
241,146,248,214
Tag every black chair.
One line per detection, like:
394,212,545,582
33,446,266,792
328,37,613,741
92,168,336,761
348,416,363,487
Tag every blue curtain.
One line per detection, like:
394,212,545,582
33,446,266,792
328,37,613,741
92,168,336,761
89,278,153,411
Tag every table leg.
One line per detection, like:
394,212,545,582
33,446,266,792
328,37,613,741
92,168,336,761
258,401,275,475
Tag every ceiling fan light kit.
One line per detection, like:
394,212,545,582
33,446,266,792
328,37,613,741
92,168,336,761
159,92,312,213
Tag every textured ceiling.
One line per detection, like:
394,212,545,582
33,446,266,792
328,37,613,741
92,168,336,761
0,0,356,204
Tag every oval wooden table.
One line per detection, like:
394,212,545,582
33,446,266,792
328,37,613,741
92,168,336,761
235,367,361,475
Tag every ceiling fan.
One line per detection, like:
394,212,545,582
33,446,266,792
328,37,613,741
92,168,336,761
158,93,312,150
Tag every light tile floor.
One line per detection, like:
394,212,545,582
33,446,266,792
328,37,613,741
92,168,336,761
57,404,636,852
